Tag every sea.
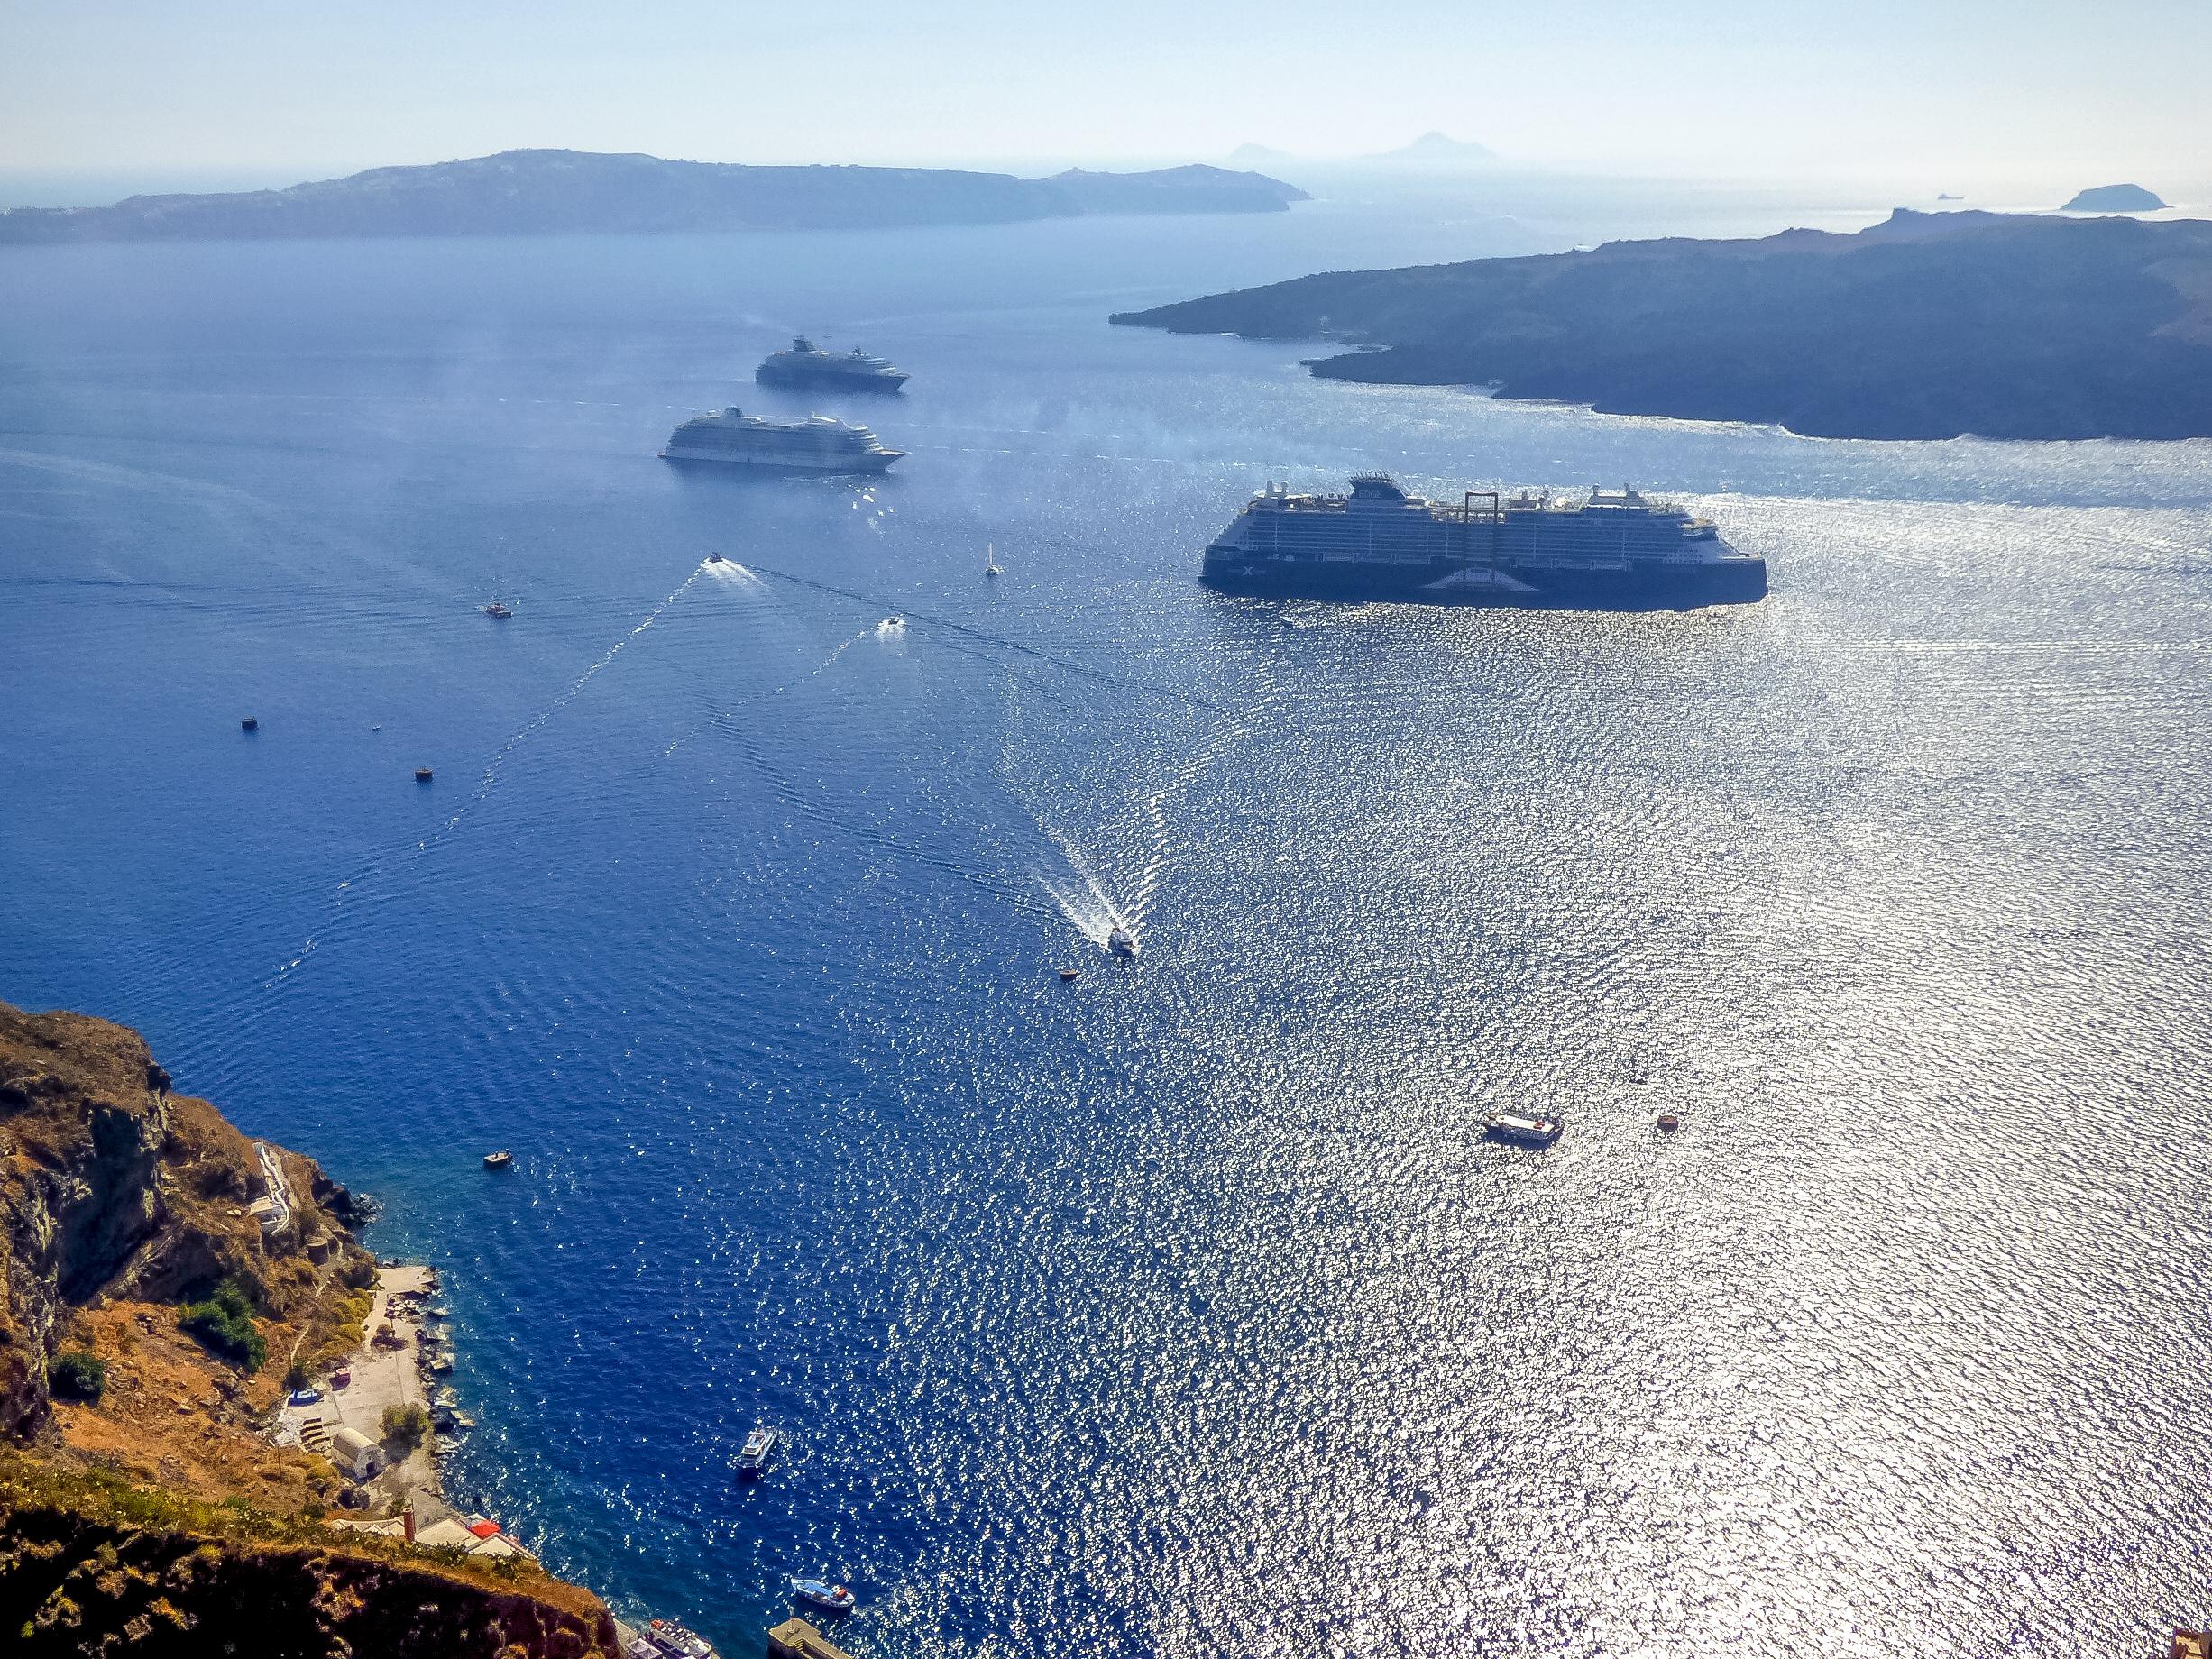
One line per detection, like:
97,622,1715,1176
3,174,2210,1657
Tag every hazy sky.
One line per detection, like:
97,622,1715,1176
4,0,2207,192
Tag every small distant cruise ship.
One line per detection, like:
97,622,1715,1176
662,407,904,473
756,336,909,391
1201,475,1767,610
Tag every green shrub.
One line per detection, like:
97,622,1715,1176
283,1361,311,1393
50,1350,106,1402
179,1279,266,1373
381,1403,429,1451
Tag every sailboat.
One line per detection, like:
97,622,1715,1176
984,542,1001,579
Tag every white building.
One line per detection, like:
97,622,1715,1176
328,1426,383,1482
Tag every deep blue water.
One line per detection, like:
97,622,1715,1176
5,182,2212,1657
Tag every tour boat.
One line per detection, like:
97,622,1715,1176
737,1425,777,1477
1483,1112,1563,1147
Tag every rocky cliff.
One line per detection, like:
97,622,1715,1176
0,1002,617,1655
1111,207,2212,440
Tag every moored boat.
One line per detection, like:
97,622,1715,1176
1202,475,1766,610
662,406,903,473
756,335,907,392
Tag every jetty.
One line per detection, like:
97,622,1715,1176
767,1619,854,1659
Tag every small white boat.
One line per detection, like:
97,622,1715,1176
1107,925,1138,958
736,1425,776,1478
791,1579,856,1617
984,543,1001,578
1484,1112,1563,1147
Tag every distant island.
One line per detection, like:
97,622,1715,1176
1226,132,1497,171
0,149,1308,244
1111,208,2212,440
2061,182,2168,213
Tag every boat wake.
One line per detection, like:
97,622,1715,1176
264,568,710,988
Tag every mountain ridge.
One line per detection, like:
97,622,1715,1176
1110,207,2212,440
0,148,1308,243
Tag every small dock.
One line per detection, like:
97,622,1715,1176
768,1618,855,1659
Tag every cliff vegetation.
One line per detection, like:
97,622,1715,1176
0,1001,615,1655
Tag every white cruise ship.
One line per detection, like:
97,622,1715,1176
661,407,904,474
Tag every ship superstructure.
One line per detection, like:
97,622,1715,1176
1200,475,1766,609
661,407,904,473
755,336,908,391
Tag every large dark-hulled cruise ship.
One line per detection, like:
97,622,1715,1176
661,407,904,473
1201,476,1767,609
755,336,908,391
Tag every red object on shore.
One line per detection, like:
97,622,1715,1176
467,1519,500,1539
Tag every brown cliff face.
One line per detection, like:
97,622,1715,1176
0,1004,620,1655
0,1457,616,1658
0,1003,372,1441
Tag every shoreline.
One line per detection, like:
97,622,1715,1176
288,1260,539,1564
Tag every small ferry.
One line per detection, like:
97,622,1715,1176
1107,925,1138,958
482,1150,513,1169
1484,1112,1563,1147
791,1580,856,1617
737,1425,777,1477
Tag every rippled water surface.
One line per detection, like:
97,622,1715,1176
4,185,2211,1657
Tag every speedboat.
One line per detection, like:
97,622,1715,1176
1107,925,1138,958
736,1425,776,1478
482,1150,512,1169
705,553,725,564
791,1579,856,1617
1483,1112,1563,1147
1058,968,1080,982
482,600,512,619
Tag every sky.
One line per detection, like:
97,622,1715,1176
3,0,2207,199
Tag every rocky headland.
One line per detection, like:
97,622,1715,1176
0,1000,615,1655
1110,208,2212,440
0,150,1308,244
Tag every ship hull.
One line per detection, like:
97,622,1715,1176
754,365,908,392
1200,552,1767,610
662,447,902,474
